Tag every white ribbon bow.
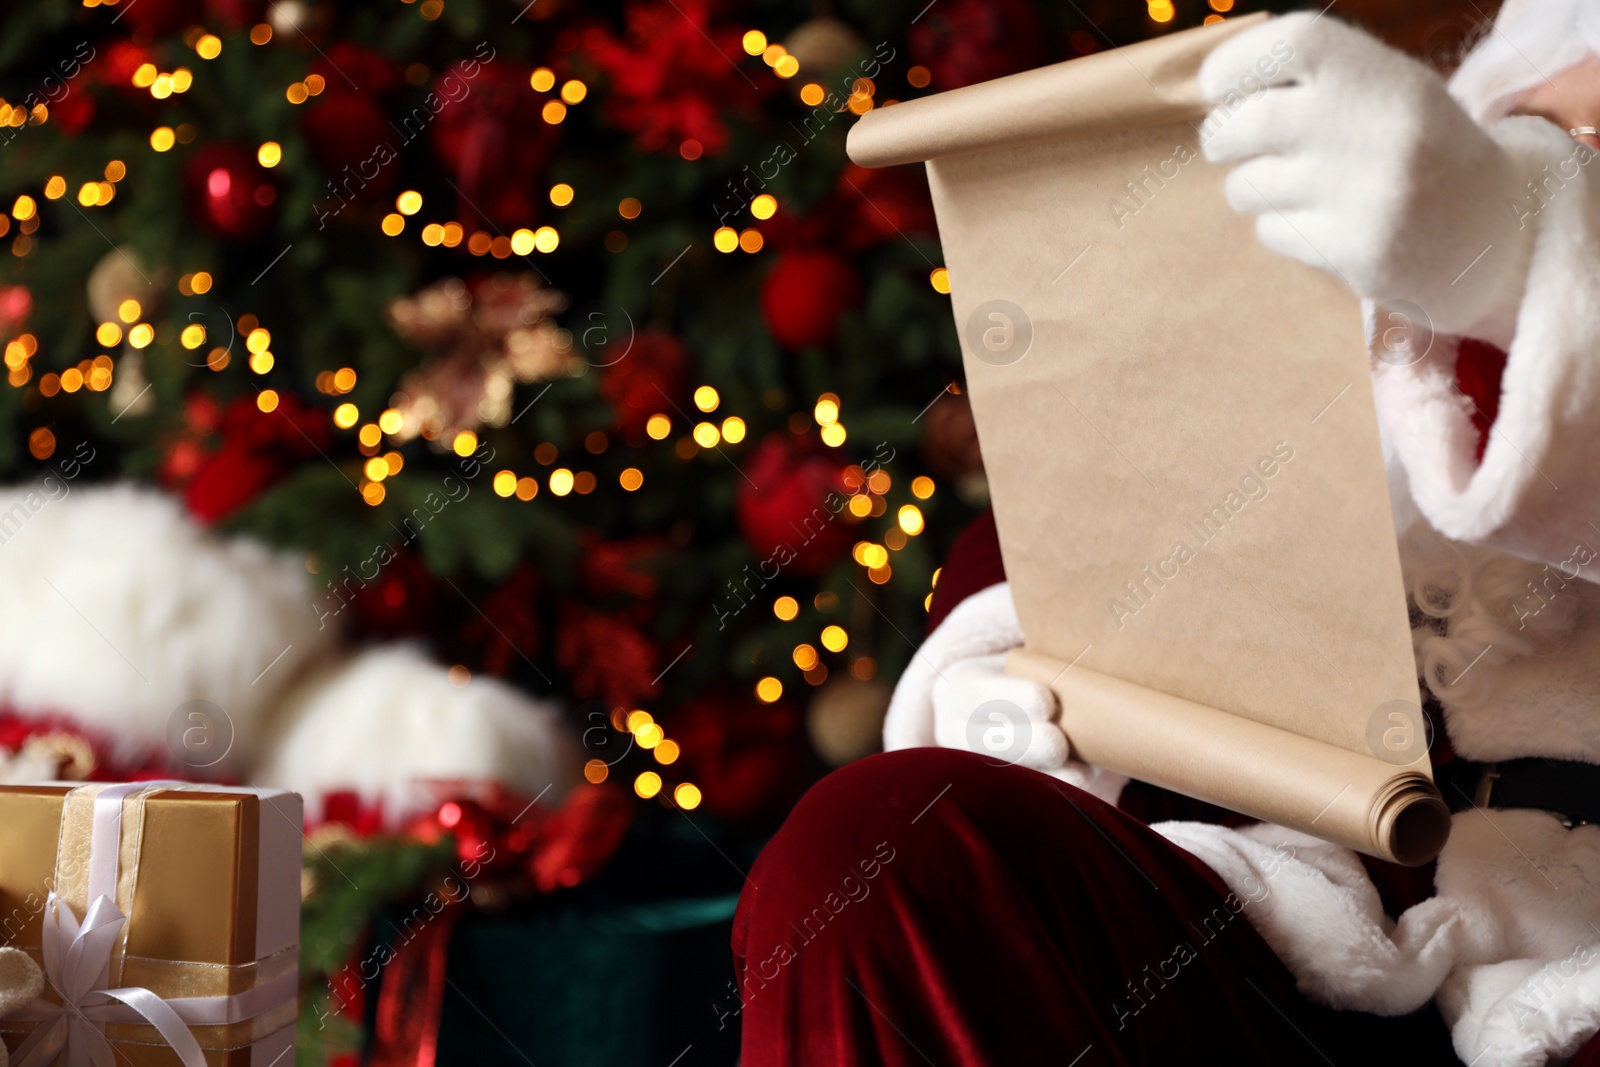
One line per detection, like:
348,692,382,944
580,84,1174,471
9,892,208,1067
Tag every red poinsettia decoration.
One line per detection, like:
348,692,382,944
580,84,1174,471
597,329,688,437
459,565,544,676
555,604,660,708
581,0,762,157
579,535,668,600
907,0,1048,91
178,393,333,523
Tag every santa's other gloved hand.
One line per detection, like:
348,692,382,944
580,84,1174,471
931,654,1129,801
932,653,1068,770
1198,13,1561,344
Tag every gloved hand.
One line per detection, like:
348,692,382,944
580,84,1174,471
1198,12,1564,344
932,652,1069,770
930,653,1130,801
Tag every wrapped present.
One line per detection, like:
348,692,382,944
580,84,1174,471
0,782,301,1066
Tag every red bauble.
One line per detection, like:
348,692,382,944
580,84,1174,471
431,62,560,229
672,691,806,826
759,249,860,350
182,144,278,240
301,92,398,200
908,0,1047,91
115,0,202,36
0,285,31,336
736,435,856,576
348,551,440,640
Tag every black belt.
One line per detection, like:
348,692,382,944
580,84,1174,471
1439,756,1600,827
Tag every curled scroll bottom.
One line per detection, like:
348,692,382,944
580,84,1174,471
1007,649,1451,866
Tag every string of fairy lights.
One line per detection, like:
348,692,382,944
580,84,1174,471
0,8,959,810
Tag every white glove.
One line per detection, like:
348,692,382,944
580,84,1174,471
1198,13,1559,344
932,652,1068,770
930,652,1129,802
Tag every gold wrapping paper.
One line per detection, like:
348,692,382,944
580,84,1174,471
0,784,299,1066
847,18,1450,863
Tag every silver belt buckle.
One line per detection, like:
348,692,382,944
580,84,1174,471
1473,763,1500,809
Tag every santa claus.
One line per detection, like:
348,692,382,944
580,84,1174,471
734,3,1600,1066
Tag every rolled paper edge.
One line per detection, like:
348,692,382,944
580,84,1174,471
1376,778,1452,867
1006,647,1451,865
845,13,1267,169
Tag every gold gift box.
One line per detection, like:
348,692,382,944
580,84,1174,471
0,784,302,1066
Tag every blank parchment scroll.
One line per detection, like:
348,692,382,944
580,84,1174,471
847,16,1450,864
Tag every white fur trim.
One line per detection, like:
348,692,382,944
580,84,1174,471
1155,820,1462,1015
1449,0,1600,124
1433,811,1600,1065
0,484,327,770
253,645,579,823
1373,118,1600,568
884,582,1024,750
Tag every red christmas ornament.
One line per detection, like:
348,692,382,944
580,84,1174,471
672,691,807,826
759,249,860,350
735,435,856,576
0,285,31,336
433,799,513,873
348,551,441,640
431,62,560,230
908,0,1047,91
299,44,400,199
301,92,399,201
182,144,279,240
114,0,202,36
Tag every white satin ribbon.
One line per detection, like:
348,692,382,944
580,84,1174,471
3,782,294,1067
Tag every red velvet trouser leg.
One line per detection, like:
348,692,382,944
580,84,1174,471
733,747,1462,1066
